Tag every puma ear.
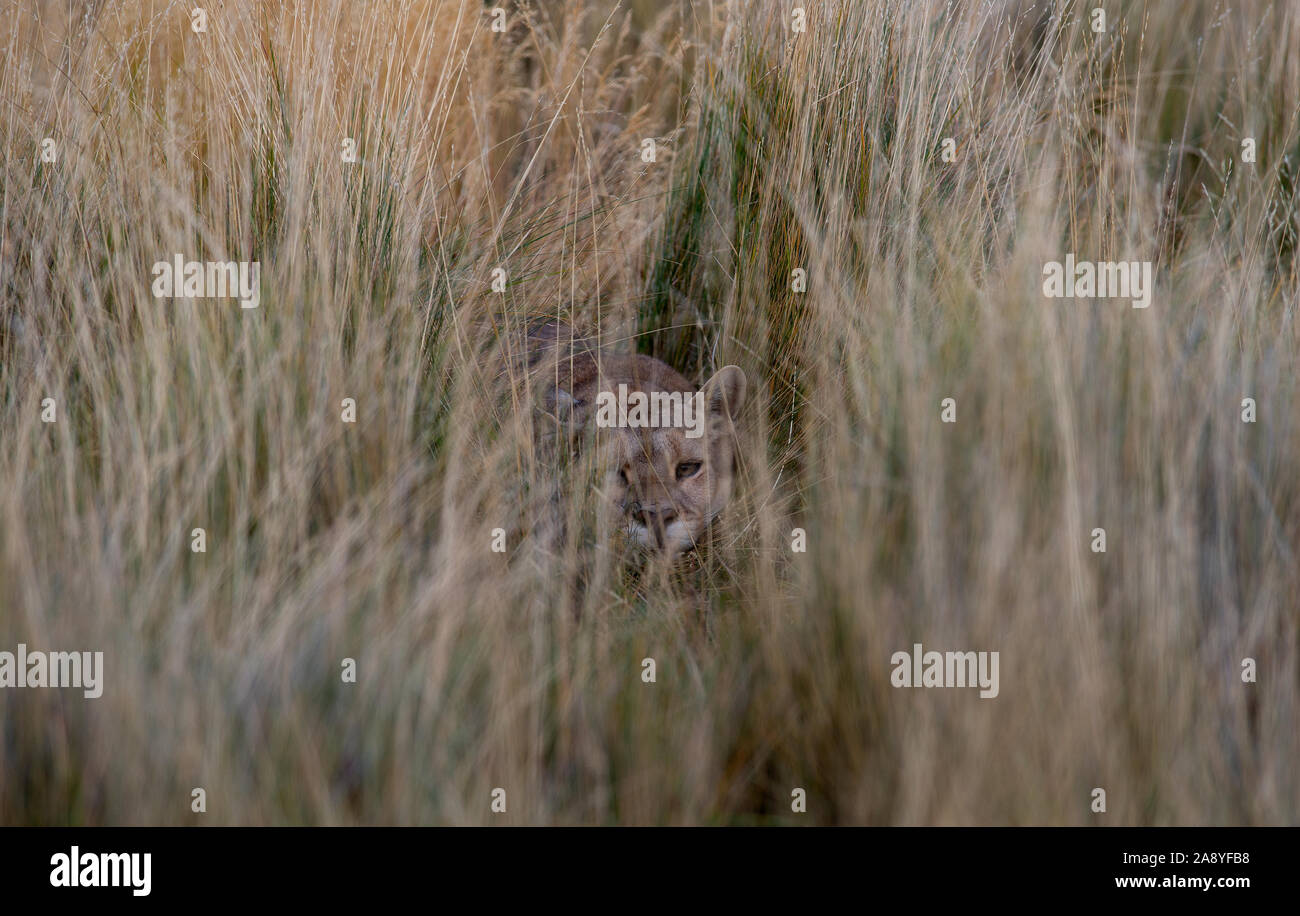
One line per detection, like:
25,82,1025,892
526,319,575,368
549,386,581,414
541,384,586,420
703,365,747,419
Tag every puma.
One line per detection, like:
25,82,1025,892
523,320,746,553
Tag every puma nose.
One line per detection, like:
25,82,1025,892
633,506,677,530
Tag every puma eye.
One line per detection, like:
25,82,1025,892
617,468,629,485
675,461,702,480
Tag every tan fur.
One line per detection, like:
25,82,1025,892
524,321,746,553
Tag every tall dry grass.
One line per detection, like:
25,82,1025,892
1,0,1297,824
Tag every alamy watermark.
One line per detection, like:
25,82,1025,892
0,644,103,698
891,643,999,699
1043,254,1152,308
151,254,260,309
50,847,150,896
594,385,706,439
